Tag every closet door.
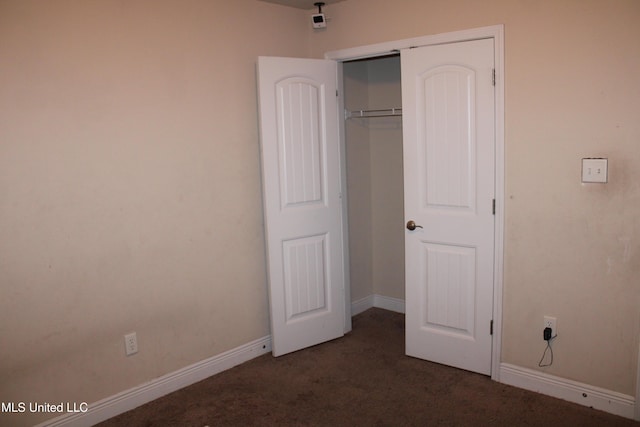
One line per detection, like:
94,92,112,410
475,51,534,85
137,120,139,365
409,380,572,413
257,57,345,356
402,39,495,375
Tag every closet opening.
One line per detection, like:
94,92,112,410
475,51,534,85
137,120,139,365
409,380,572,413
342,54,406,315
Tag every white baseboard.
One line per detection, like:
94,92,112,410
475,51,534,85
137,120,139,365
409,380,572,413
351,295,375,316
500,363,635,420
38,336,272,427
372,295,405,313
351,294,405,316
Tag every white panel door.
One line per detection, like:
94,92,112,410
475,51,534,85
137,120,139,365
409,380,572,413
257,56,345,357
402,39,495,375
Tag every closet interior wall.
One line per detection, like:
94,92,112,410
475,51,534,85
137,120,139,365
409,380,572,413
343,55,405,305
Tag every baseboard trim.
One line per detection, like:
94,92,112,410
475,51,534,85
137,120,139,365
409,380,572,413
500,363,635,420
351,294,405,316
38,336,272,427
351,295,375,316
372,295,405,314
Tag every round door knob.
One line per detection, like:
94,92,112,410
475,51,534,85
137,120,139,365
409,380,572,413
406,220,423,231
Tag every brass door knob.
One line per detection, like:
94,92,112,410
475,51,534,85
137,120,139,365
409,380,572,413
406,220,423,231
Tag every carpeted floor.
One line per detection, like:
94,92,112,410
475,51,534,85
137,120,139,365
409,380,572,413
98,308,637,426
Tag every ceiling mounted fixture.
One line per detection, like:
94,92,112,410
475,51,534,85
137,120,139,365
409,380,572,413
312,2,326,29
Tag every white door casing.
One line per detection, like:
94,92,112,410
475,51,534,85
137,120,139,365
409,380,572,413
257,56,345,357
402,38,496,375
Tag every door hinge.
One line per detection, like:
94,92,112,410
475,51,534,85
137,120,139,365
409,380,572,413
336,90,339,97
492,69,496,86
490,319,494,335
492,199,496,215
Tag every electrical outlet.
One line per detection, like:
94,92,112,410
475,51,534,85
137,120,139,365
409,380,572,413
543,316,557,339
124,332,138,356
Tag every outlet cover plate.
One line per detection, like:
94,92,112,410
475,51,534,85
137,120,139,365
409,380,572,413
124,332,138,356
582,158,608,183
543,316,557,339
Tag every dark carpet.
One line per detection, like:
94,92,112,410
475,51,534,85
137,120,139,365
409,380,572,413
98,308,637,426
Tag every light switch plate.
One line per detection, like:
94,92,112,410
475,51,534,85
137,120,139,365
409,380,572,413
582,158,608,183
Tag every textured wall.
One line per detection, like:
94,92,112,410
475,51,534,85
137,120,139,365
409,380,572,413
0,1,307,425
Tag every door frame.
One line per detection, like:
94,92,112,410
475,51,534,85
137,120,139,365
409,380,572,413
325,24,505,381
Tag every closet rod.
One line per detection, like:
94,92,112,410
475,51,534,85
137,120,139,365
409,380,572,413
345,108,403,119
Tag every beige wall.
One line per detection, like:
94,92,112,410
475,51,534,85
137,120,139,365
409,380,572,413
0,1,307,425
344,60,373,302
1,1,639,425
367,57,403,300
309,0,640,396
344,56,404,302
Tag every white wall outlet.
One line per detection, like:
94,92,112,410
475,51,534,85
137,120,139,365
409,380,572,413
124,332,138,356
543,316,557,338
582,158,608,183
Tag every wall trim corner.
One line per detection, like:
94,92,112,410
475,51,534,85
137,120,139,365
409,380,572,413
351,294,405,316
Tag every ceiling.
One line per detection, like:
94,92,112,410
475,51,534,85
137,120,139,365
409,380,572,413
257,0,346,10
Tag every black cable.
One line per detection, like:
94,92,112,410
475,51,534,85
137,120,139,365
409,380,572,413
538,334,557,367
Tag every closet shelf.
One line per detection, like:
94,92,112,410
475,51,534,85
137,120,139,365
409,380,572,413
345,108,402,119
